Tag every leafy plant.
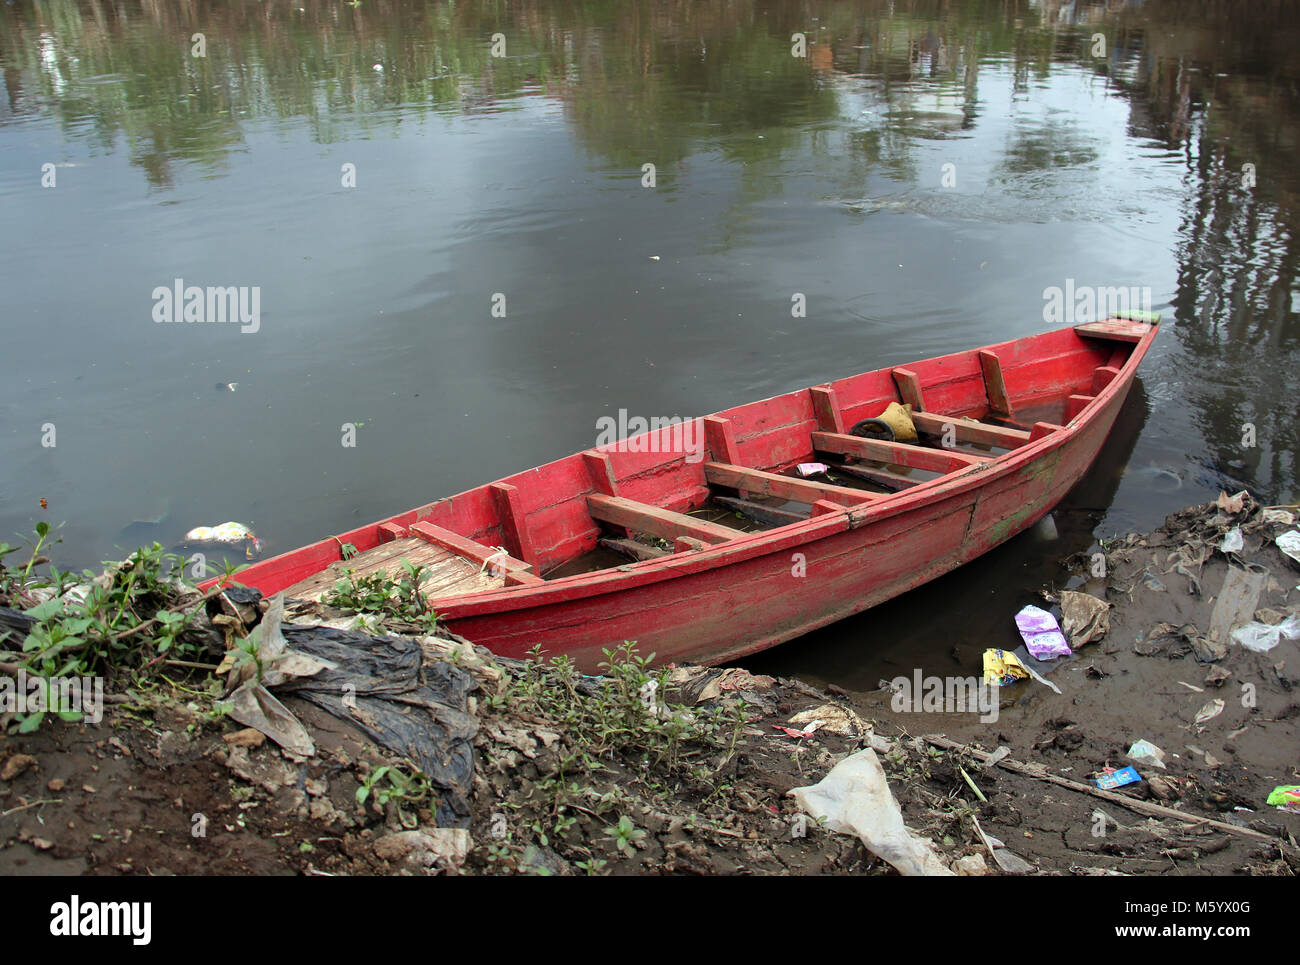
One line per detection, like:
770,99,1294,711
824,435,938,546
0,526,217,732
322,560,440,632
355,762,432,808
604,815,646,856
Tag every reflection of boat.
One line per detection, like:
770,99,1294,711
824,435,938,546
209,318,1158,671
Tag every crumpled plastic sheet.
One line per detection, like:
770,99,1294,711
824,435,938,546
1277,530,1300,566
1230,613,1300,653
1059,590,1109,648
277,622,479,826
790,748,953,876
1208,566,1267,647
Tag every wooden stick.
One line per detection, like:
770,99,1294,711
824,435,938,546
920,734,1293,847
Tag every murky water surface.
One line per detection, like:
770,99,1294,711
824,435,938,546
2,0,1296,687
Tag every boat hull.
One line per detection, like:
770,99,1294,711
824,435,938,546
436,373,1131,669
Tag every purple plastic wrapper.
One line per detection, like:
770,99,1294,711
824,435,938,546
1015,605,1072,660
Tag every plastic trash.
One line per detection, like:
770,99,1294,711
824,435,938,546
971,813,1034,874
185,521,254,544
213,591,480,826
1094,766,1142,789
218,595,331,760
1126,739,1167,769
1059,590,1109,648
1014,605,1072,659
1230,612,1300,652
1277,531,1300,566
1220,527,1244,553
796,462,829,476
1266,785,1300,814
184,521,262,558
1216,490,1247,514
1193,698,1225,725
1209,566,1266,646
983,648,1062,694
983,648,1028,686
789,748,953,876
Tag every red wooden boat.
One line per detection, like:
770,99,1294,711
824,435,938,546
213,317,1158,671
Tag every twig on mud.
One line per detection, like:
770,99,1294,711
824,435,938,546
958,766,988,803
1,798,63,817
919,734,1295,851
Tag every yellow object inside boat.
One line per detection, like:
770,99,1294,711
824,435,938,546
876,402,918,443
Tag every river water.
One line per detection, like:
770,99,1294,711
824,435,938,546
2,0,1296,686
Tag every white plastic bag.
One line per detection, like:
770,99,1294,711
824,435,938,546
790,748,953,876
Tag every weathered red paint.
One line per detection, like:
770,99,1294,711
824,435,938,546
207,321,1157,671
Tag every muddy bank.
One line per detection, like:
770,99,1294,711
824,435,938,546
848,492,1300,874
2,497,1298,875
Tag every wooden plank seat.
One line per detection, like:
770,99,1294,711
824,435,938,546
811,432,991,475
703,462,877,506
1074,318,1153,343
910,412,1031,450
587,494,737,545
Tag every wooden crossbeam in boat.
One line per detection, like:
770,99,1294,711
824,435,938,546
978,350,1012,417
581,449,620,496
582,450,628,537
892,367,926,411
490,482,537,568
674,536,707,553
1029,422,1063,442
811,432,989,474
911,412,1030,450
810,499,842,517
704,415,742,465
1090,366,1122,393
703,462,876,506
809,385,846,434
714,495,804,527
1074,318,1152,343
600,538,669,562
587,494,737,544
409,520,542,586
1066,395,1094,421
